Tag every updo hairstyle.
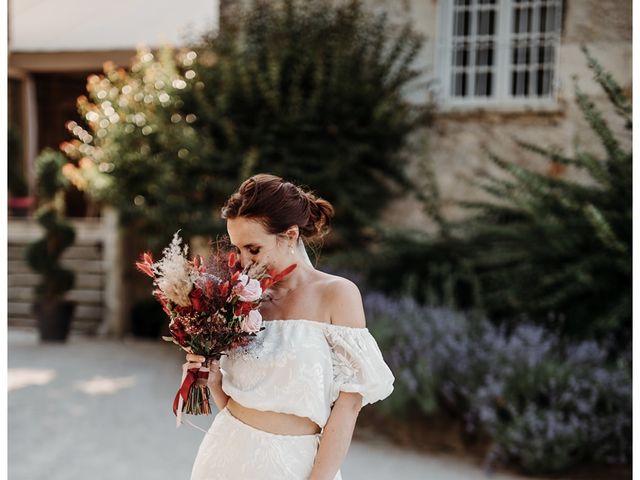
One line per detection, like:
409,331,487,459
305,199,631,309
220,173,335,244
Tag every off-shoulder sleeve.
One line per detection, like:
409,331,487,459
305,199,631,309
324,326,395,409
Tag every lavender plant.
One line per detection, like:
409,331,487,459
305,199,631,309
363,291,631,475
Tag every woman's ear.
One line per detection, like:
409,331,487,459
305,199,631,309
286,225,299,243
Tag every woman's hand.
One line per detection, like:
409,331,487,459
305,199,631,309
184,353,220,372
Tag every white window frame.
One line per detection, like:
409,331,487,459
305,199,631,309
435,0,563,112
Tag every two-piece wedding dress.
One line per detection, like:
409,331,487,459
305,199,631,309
189,239,395,480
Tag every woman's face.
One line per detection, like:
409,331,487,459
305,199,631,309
227,217,294,270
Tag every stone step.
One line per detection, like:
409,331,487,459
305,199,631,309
9,273,103,289
9,301,102,320
8,244,103,261
8,259,104,274
8,317,99,335
8,287,103,303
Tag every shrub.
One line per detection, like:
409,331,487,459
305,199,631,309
61,0,432,248
364,46,631,351
363,291,631,475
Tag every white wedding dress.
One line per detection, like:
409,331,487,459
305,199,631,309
189,239,395,480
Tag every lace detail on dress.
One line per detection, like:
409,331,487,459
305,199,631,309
219,319,394,428
323,326,395,409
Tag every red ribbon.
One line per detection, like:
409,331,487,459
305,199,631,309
173,368,210,416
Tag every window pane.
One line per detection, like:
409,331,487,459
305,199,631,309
476,44,494,66
511,69,530,96
475,71,493,96
452,72,468,97
453,44,471,66
509,0,562,99
477,9,496,36
454,10,471,36
511,42,531,65
536,68,553,96
447,0,499,100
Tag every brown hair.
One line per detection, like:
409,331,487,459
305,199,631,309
220,173,335,242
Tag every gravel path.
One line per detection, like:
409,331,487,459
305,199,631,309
8,328,548,480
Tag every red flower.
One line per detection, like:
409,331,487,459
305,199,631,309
205,279,215,297
189,287,206,312
135,251,155,278
260,276,274,290
234,301,254,316
270,263,297,284
169,319,189,345
135,261,154,278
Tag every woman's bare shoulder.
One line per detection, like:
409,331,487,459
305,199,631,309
317,273,366,328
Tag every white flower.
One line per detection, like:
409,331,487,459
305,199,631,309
236,274,263,302
240,309,262,333
151,231,194,307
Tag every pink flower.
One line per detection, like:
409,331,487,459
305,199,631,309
240,309,262,334
235,274,262,302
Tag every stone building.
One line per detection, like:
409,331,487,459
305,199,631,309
373,0,632,232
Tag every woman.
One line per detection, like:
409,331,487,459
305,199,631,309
187,173,395,480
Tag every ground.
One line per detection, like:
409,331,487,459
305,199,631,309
8,327,550,480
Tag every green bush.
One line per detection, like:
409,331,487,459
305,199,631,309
25,149,76,300
455,45,631,348
364,45,631,351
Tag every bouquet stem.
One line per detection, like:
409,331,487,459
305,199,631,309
173,355,220,422
185,377,212,415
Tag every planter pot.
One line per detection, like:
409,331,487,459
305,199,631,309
33,300,76,342
9,196,34,217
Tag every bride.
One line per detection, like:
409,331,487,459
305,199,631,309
186,173,395,480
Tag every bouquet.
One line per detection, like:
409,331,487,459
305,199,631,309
135,231,297,426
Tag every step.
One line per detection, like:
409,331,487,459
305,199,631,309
9,302,102,320
8,287,103,303
9,244,103,261
9,273,103,289
8,259,104,274
8,317,100,335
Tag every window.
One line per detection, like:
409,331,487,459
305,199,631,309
436,0,563,110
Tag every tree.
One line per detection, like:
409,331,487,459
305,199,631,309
62,0,432,249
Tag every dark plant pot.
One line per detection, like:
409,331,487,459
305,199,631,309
33,300,76,342
130,299,167,339
8,196,34,217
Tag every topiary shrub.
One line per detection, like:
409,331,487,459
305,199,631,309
25,148,77,341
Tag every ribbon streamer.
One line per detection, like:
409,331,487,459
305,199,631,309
173,366,210,428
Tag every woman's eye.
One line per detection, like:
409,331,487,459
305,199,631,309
249,249,260,255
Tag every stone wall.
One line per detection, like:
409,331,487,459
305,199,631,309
374,0,632,233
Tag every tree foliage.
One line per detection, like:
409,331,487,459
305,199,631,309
62,0,432,248
365,45,631,350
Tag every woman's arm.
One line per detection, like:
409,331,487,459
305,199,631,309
309,278,368,479
207,360,230,411
309,392,362,480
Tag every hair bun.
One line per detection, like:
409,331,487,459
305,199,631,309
221,173,335,244
301,191,335,240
